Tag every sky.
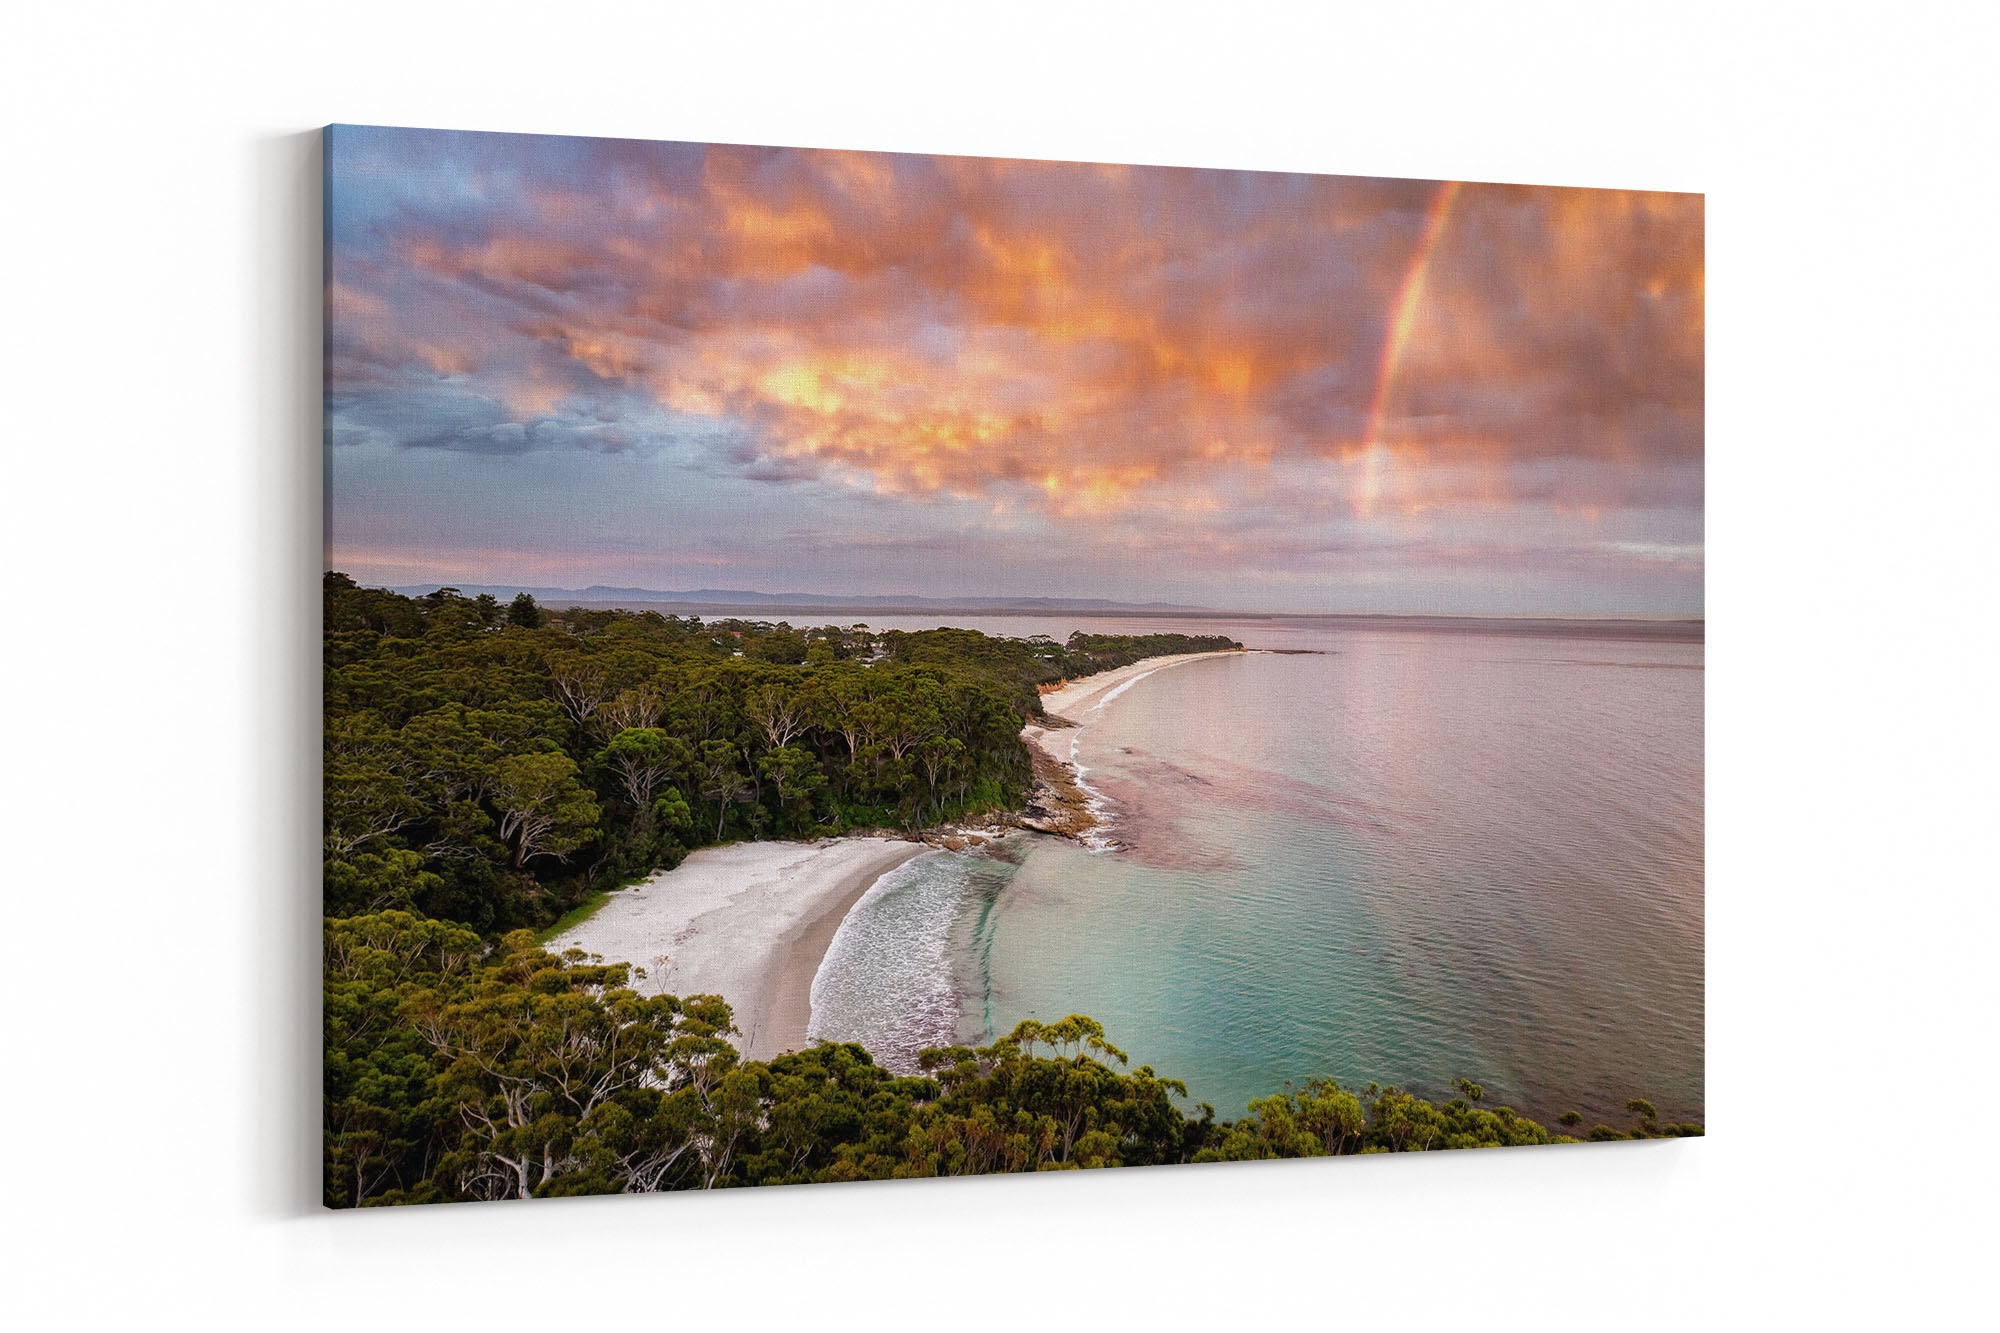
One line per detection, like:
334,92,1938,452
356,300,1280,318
325,126,1702,615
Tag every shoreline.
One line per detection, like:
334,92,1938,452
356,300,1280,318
545,650,1241,1060
1019,650,1243,843
544,838,929,1061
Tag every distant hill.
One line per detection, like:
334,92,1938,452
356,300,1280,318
384,582,1217,615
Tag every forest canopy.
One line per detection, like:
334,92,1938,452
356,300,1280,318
323,571,1239,932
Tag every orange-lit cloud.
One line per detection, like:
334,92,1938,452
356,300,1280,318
325,127,1702,611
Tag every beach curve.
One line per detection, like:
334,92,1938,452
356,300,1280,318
544,838,930,1061
1019,650,1243,843
544,653,1239,1060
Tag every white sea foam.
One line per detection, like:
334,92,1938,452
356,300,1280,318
1066,667,1167,851
807,851,982,1067
1088,666,1163,713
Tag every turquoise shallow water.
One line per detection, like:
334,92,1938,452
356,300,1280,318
812,618,1703,1126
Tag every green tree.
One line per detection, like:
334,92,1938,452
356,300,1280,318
322,716,433,857
745,627,809,665
915,736,967,811
323,911,485,1207
321,571,1233,929
651,788,695,837
506,591,543,628
487,752,599,868
1198,1081,1367,1160
323,848,444,916
405,933,740,1199
696,740,753,840
758,744,824,824
596,727,693,813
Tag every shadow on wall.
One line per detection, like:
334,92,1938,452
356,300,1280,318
252,127,325,1218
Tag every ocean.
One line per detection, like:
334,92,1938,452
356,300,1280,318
806,614,1704,1127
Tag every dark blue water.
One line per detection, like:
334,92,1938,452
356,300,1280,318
813,618,1703,1127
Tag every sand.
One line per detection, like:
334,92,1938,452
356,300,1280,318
1023,649,1242,783
544,838,929,1060
1016,650,1243,843
545,652,1238,1058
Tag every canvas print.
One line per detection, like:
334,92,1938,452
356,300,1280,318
323,124,1703,1207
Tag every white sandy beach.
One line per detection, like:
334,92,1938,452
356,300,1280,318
545,838,928,1060
1023,650,1243,768
546,652,1238,1061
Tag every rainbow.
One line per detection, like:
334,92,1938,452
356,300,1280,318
1355,178,1462,518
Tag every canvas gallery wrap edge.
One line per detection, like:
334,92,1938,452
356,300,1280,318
322,123,1704,1207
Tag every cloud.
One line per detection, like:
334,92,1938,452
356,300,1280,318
324,126,1702,611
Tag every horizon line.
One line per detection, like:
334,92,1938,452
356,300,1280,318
342,571,1703,624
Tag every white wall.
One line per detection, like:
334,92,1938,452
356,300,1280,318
4,1,1995,1325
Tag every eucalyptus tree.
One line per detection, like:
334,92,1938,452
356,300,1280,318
596,727,693,815
487,752,599,867
696,740,753,840
405,933,741,1200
